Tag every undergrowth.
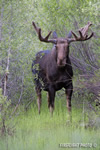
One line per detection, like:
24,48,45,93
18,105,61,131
0,92,100,150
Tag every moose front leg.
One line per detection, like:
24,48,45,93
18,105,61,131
48,86,55,115
65,84,73,122
65,88,73,112
36,87,42,114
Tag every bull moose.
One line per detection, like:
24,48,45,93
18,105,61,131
32,21,93,115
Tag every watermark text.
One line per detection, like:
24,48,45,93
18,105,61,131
59,143,97,148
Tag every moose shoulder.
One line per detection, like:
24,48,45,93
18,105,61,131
32,21,93,114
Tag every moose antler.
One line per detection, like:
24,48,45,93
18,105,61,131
69,22,94,43
32,21,57,44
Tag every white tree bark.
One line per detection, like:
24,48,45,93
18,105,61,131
3,4,12,96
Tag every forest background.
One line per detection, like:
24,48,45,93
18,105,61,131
0,0,100,150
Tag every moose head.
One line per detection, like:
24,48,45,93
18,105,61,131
32,21,93,68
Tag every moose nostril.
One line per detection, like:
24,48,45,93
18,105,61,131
60,60,62,65
57,59,62,65
57,58,67,67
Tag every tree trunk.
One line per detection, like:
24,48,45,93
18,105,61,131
3,4,13,97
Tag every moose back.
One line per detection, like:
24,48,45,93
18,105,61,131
32,21,93,114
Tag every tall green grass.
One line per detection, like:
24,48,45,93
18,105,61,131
0,94,100,150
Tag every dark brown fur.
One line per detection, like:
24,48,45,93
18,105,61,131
32,38,73,114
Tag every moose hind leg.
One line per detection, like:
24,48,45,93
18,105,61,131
36,87,42,114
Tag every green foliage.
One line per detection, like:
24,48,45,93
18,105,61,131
0,1,100,149
0,103,100,150
0,88,11,135
0,0,99,105
0,88,10,117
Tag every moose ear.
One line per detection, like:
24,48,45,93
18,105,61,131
53,31,58,38
67,31,72,38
